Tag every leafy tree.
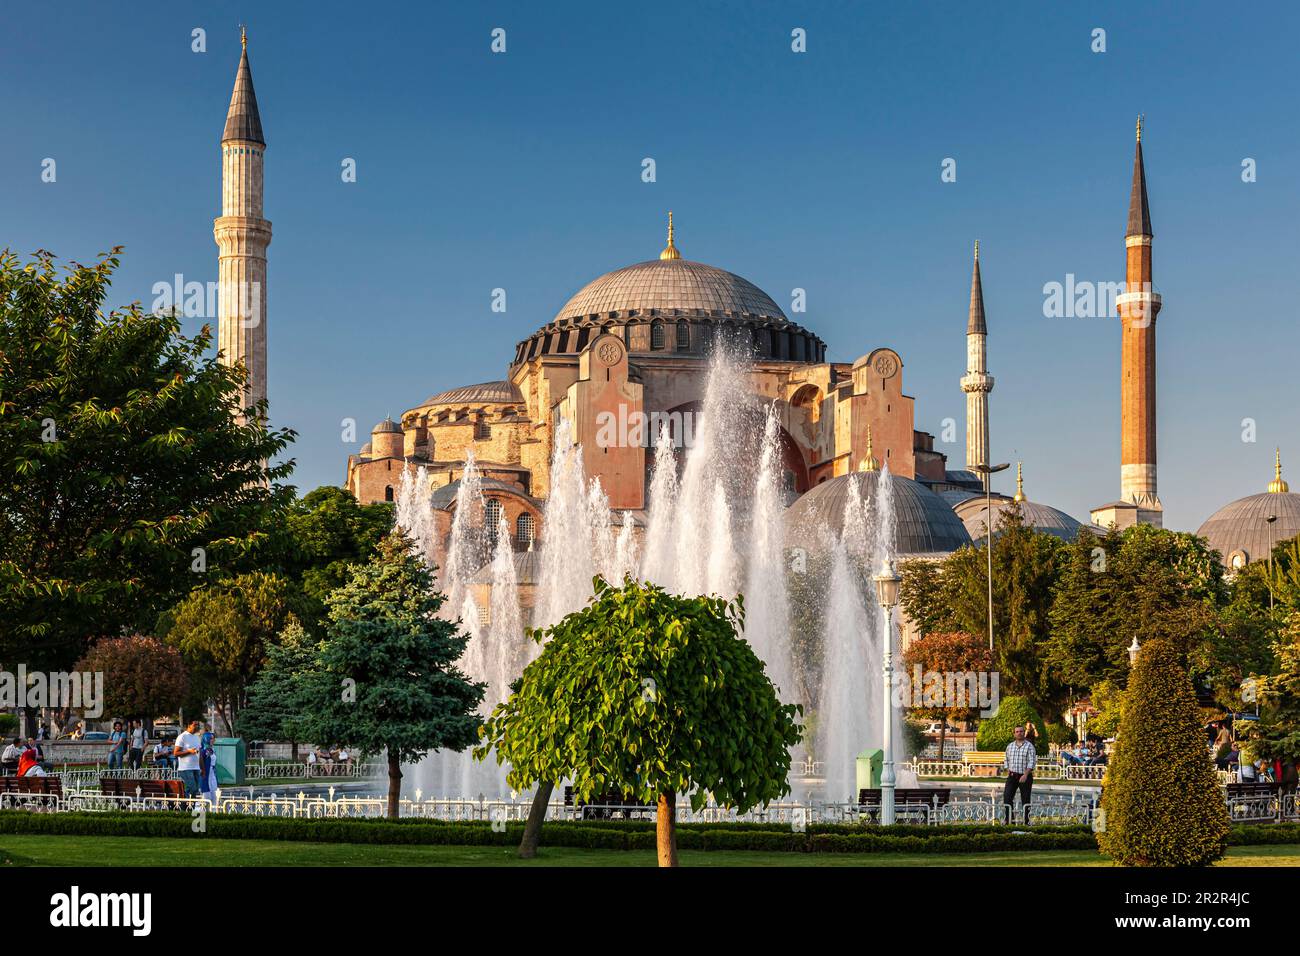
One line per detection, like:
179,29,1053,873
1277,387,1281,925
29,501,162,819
1086,679,1126,739
74,634,189,723
1252,614,1300,763
1047,526,1224,692
901,504,1063,712
1097,639,1229,866
237,620,320,759
478,578,803,866
900,631,992,759
0,249,294,670
283,486,392,628
162,571,298,732
975,695,1047,755
299,530,484,818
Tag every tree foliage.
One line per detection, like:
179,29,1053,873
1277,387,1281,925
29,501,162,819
477,578,803,863
975,695,1047,755
0,249,294,669
1097,639,1229,867
237,619,319,746
74,634,189,721
298,530,484,817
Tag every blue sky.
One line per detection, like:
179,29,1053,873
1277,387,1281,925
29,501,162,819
4,1,1298,531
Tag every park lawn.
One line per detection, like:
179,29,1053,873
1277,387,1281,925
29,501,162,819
1,836,1298,867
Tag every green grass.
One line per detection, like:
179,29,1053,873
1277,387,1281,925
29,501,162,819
2,835,1298,867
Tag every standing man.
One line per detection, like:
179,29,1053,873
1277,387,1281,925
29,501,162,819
128,721,146,771
107,720,128,769
173,719,204,798
1003,724,1037,823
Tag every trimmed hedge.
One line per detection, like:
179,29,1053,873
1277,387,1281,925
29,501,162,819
1,811,1292,854
976,695,1048,755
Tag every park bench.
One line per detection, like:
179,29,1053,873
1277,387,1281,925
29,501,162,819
962,751,1005,776
858,787,951,807
0,775,63,797
100,777,185,799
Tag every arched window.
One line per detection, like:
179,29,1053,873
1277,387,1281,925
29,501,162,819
676,321,690,351
515,512,535,548
484,499,503,546
650,320,665,351
384,486,394,502
474,418,491,440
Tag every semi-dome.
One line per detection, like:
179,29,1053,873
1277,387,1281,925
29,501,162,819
785,471,972,557
422,381,524,407
1197,451,1300,569
956,496,1088,543
554,258,787,324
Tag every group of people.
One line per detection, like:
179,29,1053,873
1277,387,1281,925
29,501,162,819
171,719,219,799
1058,738,1108,766
1208,718,1300,791
0,737,47,777
308,745,352,767
106,720,150,770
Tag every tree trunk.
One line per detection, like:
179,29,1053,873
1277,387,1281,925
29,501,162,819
656,791,678,867
938,722,947,764
290,740,299,762
518,781,554,859
386,752,402,820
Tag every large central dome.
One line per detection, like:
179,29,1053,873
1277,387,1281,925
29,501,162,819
554,258,788,324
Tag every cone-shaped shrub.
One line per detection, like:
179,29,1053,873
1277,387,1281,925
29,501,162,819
1097,638,1229,866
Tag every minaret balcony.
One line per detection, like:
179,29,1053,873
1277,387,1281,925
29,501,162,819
960,372,994,393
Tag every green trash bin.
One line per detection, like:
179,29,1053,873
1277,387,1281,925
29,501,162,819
213,738,246,786
856,749,883,794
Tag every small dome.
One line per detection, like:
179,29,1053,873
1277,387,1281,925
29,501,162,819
554,258,787,324
359,441,372,455
372,417,401,434
430,478,537,512
1197,491,1300,568
785,472,972,557
956,495,1088,543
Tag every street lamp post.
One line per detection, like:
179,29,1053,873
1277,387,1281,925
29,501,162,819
1127,636,1141,664
1266,515,1278,614
971,462,1011,650
873,558,902,826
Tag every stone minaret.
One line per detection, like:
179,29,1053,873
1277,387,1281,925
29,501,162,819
960,241,994,485
214,29,271,422
1118,116,1162,523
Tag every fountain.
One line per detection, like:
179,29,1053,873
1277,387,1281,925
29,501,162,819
390,346,910,801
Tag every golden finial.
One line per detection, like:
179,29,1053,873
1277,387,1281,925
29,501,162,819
1268,448,1289,494
859,424,880,473
240,25,247,50
1136,114,1143,143
659,211,681,260
1013,461,1026,502
974,240,979,262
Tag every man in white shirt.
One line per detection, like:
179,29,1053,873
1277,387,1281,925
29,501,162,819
1003,724,1037,824
128,722,147,770
173,719,204,797
1,737,22,773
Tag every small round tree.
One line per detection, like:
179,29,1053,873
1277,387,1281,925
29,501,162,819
1097,638,1229,866
478,578,803,867
976,695,1047,754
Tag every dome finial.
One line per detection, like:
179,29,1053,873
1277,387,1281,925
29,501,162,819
974,239,979,262
859,424,880,472
1269,447,1289,493
1136,113,1142,143
1013,461,1026,502
241,24,247,50
660,211,681,260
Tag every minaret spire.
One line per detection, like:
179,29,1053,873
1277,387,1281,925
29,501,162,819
1127,116,1152,238
215,30,272,423
961,242,994,483
1014,461,1026,502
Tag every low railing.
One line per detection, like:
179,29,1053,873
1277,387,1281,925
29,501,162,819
243,760,381,780
907,757,1096,781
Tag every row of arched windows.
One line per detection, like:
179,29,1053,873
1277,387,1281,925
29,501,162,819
484,499,536,548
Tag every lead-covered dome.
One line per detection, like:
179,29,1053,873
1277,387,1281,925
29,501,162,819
554,259,788,324
785,471,972,558
1197,452,1300,569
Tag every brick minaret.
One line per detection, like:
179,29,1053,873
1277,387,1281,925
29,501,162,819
961,241,994,485
1093,118,1163,530
214,29,271,422
1118,117,1162,523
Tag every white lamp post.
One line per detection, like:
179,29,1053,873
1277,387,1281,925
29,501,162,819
1127,636,1141,664
873,558,902,825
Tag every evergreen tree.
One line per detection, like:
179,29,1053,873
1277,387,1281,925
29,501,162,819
237,619,320,759
301,529,484,818
1097,638,1229,867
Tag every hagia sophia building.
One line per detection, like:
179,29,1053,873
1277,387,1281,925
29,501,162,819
213,35,1300,584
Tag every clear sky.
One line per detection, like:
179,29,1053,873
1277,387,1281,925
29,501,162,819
4,0,1298,531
